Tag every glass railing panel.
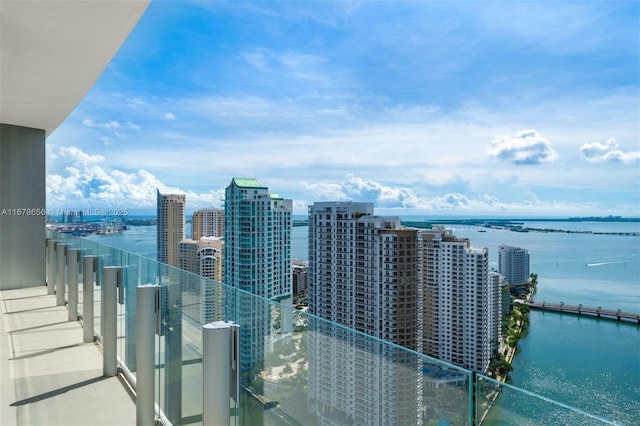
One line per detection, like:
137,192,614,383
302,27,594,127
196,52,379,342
94,244,118,340
78,238,100,330
45,232,99,339
78,236,99,256
191,273,236,425
134,256,165,413
476,374,617,425
43,234,620,426
151,263,232,426
177,272,206,426
157,264,238,426
235,291,472,426
421,357,473,425
120,250,141,375
57,232,79,248
155,281,178,425
138,255,160,286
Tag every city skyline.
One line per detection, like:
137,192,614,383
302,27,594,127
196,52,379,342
45,1,639,216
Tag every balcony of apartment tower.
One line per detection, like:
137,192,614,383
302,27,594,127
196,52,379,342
1,1,150,425
1,2,624,426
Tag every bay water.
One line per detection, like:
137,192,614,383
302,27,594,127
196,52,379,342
87,218,639,424
444,222,639,425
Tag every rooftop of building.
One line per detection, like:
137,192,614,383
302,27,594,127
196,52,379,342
231,177,267,189
200,236,223,242
157,187,186,196
193,207,223,213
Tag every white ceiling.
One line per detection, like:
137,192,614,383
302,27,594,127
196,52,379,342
0,0,150,136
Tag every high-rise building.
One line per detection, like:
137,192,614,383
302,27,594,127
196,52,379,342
192,207,224,240
157,189,185,267
62,210,83,223
178,239,198,274
224,177,292,371
179,237,225,325
178,237,224,281
498,245,530,286
419,227,496,372
197,236,224,281
307,201,422,426
291,259,308,302
488,271,507,356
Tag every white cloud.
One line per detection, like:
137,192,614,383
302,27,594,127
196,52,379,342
46,146,222,211
48,146,105,166
580,139,640,163
45,145,635,216
127,97,147,108
488,129,559,165
183,188,226,209
82,118,121,129
296,174,603,215
299,181,344,200
342,174,420,208
164,112,176,121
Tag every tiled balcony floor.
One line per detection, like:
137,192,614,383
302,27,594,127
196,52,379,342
0,286,135,426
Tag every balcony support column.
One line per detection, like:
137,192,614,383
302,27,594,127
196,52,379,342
164,284,182,424
102,266,120,377
202,321,240,426
83,256,98,343
124,264,139,372
67,248,80,321
46,239,56,294
136,284,158,426
55,243,67,306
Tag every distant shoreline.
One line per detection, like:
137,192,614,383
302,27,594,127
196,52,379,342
51,215,639,230
402,219,639,236
292,217,640,233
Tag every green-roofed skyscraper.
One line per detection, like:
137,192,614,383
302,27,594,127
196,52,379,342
224,177,293,373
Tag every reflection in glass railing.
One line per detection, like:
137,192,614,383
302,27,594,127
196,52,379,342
46,231,616,426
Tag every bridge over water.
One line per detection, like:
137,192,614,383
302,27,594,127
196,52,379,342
526,301,640,324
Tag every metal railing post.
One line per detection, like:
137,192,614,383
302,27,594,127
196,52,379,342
102,266,121,377
124,264,139,372
56,243,67,306
67,248,80,321
136,284,158,426
202,321,240,426
46,239,56,295
83,256,98,343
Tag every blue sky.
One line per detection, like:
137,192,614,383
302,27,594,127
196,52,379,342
46,0,639,216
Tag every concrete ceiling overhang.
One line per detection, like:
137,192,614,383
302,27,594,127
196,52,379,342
0,0,150,136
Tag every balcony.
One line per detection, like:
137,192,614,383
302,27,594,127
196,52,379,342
0,233,619,425
0,2,622,424
0,286,136,425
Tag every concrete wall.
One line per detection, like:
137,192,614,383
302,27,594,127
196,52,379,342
0,124,45,289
